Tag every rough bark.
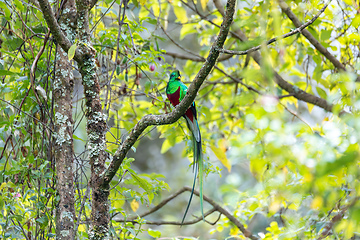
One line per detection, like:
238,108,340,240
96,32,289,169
38,0,109,237
53,0,77,239
38,0,83,64
76,0,109,238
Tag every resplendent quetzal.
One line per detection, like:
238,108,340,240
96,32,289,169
166,70,204,224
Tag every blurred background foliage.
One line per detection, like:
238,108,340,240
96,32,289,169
1,0,360,239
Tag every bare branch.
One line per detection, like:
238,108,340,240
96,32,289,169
27,0,41,9
115,186,258,239
278,0,360,82
317,197,359,239
165,51,204,62
212,0,334,112
75,183,90,232
166,50,233,62
30,30,50,109
213,0,225,16
118,209,217,226
182,187,259,239
213,66,261,94
221,1,331,55
100,0,237,187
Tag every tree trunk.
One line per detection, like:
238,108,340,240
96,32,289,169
76,0,110,238
53,0,77,238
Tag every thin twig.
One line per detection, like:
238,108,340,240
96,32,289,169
279,102,314,132
116,186,258,239
0,99,53,132
75,182,91,233
278,0,360,83
317,197,359,239
90,0,118,33
221,1,331,55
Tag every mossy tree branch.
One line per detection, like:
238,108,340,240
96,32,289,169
100,0,237,187
37,0,84,64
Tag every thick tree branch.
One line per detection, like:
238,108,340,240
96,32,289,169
278,0,360,82
100,0,237,187
278,0,342,70
75,0,110,238
115,186,258,239
274,71,333,111
165,34,331,111
37,0,83,63
212,1,334,112
182,187,258,239
221,2,330,55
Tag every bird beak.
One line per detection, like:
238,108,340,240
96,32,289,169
177,76,181,80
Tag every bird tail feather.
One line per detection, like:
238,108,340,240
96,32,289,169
181,117,204,225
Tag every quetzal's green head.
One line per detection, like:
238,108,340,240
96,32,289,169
169,70,181,81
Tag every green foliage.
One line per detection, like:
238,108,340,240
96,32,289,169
0,1,55,237
1,0,360,239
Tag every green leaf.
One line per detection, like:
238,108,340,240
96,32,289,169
68,44,77,61
200,0,208,10
316,86,327,99
129,170,152,193
210,142,231,172
132,0,139,7
180,23,197,40
316,151,358,177
0,70,19,76
320,30,331,41
73,134,85,142
146,18,157,25
10,214,23,221
144,81,151,94
0,196,4,211
148,228,161,238
14,0,25,11
173,6,187,24
351,14,360,28
0,2,11,20
160,138,171,154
